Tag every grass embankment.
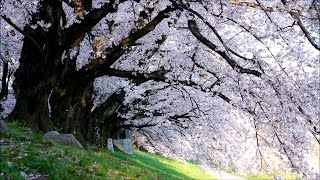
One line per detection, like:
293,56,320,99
0,122,216,179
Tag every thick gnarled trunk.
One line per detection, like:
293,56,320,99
8,0,65,131
8,26,59,131
50,77,126,143
50,78,94,141
0,60,10,100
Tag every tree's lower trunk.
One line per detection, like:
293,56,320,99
9,90,52,131
7,25,61,131
8,31,125,143
50,79,126,143
50,78,94,141
8,53,56,131
0,60,9,100
8,55,56,131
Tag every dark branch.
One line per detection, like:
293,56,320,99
119,123,158,129
64,0,127,47
290,11,320,51
105,68,166,84
171,1,262,76
188,20,262,77
1,15,43,55
104,68,231,103
102,5,176,68
77,5,177,79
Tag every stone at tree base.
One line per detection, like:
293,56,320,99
43,131,59,139
107,138,114,153
56,134,84,149
113,139,133,155
43,131,83,149
0,120,8,134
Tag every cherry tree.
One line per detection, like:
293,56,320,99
119,0,319,177
1,0,177,140
0,0,319,178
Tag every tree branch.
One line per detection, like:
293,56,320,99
290,11,320,51
1,15,43,55
77,5,177,78
119,122,158,129
104,68,231,103
188,20,262,77
105,68,166,84
102,5,176,68
170,1,262,76
64,0,127,47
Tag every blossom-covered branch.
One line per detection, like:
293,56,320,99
188,20,262,77
77,5,177,79
65,0,127,47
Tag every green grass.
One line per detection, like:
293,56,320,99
114,151,215,179
0,122,216,179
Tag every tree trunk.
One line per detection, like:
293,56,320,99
50,76,126,143
7,0,128,141
48,42,126,141
50,77,94,141
7,0,66,131
8,27,57,131
0,60,9,100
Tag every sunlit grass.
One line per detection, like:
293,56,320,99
0,122,216,179
114,151,216,179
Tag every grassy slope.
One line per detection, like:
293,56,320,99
0,122,216,180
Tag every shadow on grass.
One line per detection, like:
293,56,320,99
114,151,194,179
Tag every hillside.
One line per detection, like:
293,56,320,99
0,122,216,179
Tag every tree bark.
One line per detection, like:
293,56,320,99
0,60,9,100
7,0,65,131
50,77,94,141
8,26,59,131
50,76,126,143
